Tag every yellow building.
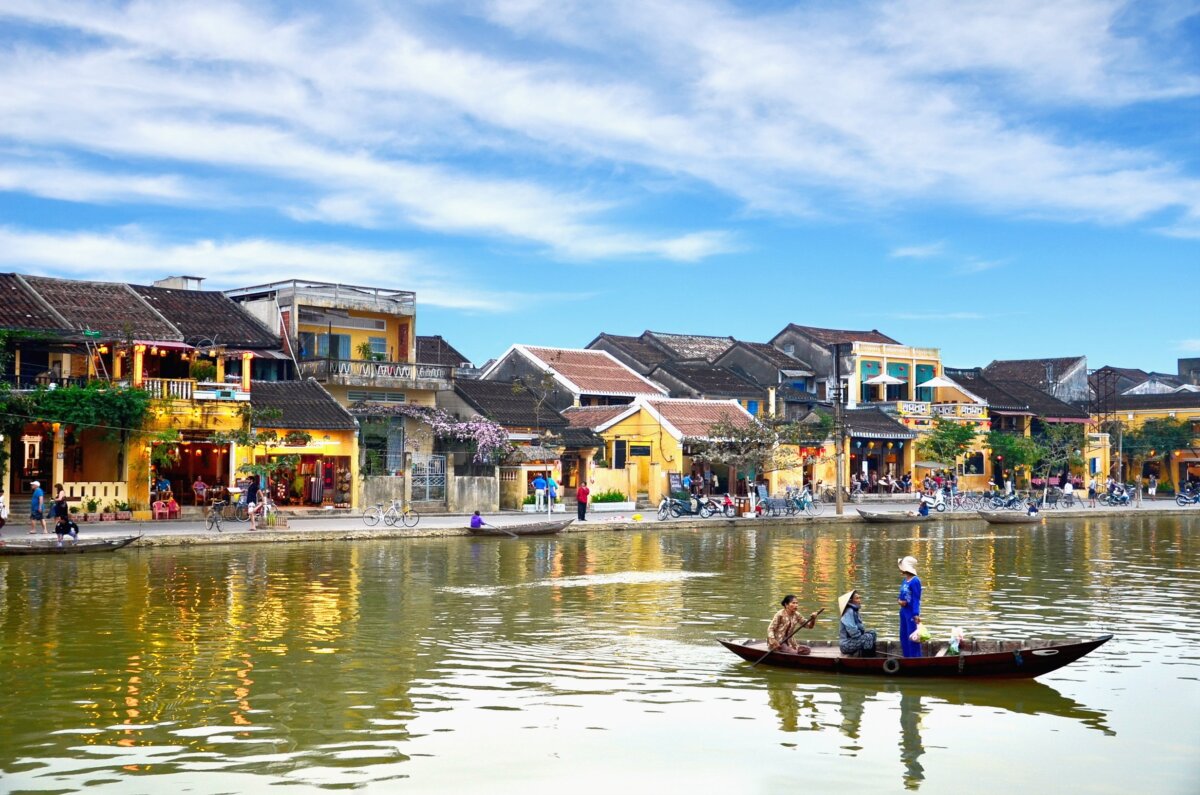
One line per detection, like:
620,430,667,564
1097,392,1200,488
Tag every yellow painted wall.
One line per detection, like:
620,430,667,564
298,309,413,362
594,407,682,503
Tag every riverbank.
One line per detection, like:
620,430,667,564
5,500,1196,548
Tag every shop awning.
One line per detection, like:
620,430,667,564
134,339,193,350
915,460,951,469
864,374,905,385
988,408,1035,417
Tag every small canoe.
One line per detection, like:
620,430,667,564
978,510,1043,525
468,519,572,537
0,535,141,556
857,509,936,523
719,635,1112,679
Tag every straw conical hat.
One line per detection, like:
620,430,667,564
838,590,857,615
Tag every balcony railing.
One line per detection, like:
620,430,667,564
144,378,249,402
299,358,455,388
932,403,988,419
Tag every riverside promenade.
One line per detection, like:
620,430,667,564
5,499,1196,548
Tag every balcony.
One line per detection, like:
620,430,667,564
143,378,249,402
873,400,931,417
298,358,454,390
932,403,988,420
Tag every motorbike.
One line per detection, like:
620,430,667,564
918,490,947,513
1175,487,1200,506
1101,487,1131,506
703,495,737,518
988,491,1023,510
657,493,708,520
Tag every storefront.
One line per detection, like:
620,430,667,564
255,440,354,508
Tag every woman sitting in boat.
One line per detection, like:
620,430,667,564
838,590,877,657
767,594,819,655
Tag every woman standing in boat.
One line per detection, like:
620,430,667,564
838,590,877,657
898,556,923,657
767,594,819,654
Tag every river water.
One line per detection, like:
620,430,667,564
1,515,1197,794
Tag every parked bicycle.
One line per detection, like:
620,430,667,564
784,486,824,517
363,499,420,527
205,499,227,533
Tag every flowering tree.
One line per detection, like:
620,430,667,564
350,403,512,463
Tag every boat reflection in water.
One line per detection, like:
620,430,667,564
763,674,1112,790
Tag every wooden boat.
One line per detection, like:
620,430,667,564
718,635,1112,679
977,510,1043,525
0,535,141,556
857,508,938,523
468,519,572,537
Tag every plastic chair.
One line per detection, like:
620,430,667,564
152,500,169,520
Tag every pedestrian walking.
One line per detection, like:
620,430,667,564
29,480,47,535
1148,474,1158,498
1088,476,1097,507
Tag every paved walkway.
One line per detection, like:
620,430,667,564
5,498,1195,548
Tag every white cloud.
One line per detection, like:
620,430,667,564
0,0,1195,252
1178,339,1200,352
890,242,945,259
956,258,1004,274
0,225,532,312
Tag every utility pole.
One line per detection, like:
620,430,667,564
833,343,846,516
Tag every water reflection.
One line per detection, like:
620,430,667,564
763,673,1112,790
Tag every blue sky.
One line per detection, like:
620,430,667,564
0,1,1197,372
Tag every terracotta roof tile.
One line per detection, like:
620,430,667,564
844,408,918,439
784,324,899,346
589,333,672,369
523,346,665,396
646,398,754,438
250,379,357,430
131,285,279,348
644,331,735,361
455,379,567,428
23,275,181,340
0,274,67,332
560,405,633,429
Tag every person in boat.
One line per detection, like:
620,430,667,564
1027,499,1040,516
54,511,79,546
838,590,877,657
898,556,923,658
768,594,819,655
470,511,485,530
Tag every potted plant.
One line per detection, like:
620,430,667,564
111,500,133,521
588,489,636,513
100,501,117,521
190,359,218,383
83,496,101,522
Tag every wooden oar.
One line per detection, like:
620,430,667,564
750,608,825,668
482,521,518,539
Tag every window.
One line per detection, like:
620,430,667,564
368,336,388,357
746,400,759,416
961,452,984,475
613,440,627,470
301,332,350,359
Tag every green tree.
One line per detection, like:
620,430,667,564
1123,418,1194,488
916,417,978,467
1029,423,1085,499
985,430,1042,484
689,412,833,476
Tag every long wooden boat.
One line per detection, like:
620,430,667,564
0,535,141,556
468,519,572,537
857,508,937,523
977,510,1043,525
718,635,1112,679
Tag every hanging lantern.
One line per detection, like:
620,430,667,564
855,441,862,448
150,346,158,354
887,442,894,449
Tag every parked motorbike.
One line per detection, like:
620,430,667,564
1101,487,1131,507
701,495,737,518
657,494,708,520
919,490,947,513
988,492,1023,510
1175,487,1200,506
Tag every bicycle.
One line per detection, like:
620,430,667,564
363,499,420,528
205,499,226,533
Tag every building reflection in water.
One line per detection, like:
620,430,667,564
765,676,1112,790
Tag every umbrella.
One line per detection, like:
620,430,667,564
917,375,960,389
915,460,951,469
864,373,905,385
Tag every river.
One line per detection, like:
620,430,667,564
1,514,1197,793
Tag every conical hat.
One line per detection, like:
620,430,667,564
838,590,857,615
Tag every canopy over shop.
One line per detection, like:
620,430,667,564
845,408,918,480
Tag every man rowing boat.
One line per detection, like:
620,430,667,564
767,594,819,655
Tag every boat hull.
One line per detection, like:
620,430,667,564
857,509,936,524
719,636,1112,679
468,519,572,537
0,535,141,556
977,510,1042,525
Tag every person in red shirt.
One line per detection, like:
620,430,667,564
576,482,590,522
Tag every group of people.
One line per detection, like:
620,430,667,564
530,473,558,510
22,481,80,547
767,555,925,659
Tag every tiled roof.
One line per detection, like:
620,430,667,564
782,324,900,346
943,368,1029,412
1108,391,1200,411
559,427,604,448
988,379,1089,420
644,331,735,362
560,404,635,430
22,275,181,340
250,379,357,430
455,379,567,428
983,357,1085,387
845,408,918,439
646,397,754,439
588,333,672,369
522,346,666,396
740,341,813,371
131,285,279,348
417,335,472,366
650,361,763,398
0,274,68,332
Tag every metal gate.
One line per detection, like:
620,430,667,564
411,453,446,502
